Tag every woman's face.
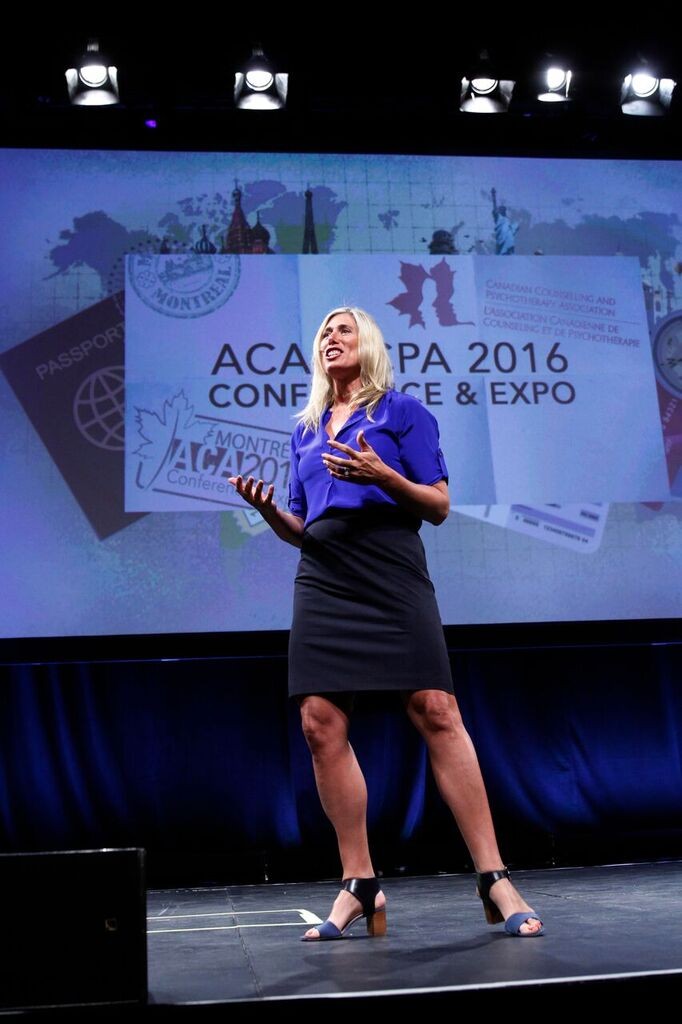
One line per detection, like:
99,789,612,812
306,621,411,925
320,313,361,380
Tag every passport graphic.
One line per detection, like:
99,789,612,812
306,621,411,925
0,293,145,539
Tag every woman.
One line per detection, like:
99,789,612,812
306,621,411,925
229,306,543,940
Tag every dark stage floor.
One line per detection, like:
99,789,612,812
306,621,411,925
146,861,682,1005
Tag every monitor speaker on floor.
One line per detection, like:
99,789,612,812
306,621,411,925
0,847,147,1009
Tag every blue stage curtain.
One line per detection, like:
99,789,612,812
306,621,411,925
1,644,681,878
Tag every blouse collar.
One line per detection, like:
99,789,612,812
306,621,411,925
321,403,367,440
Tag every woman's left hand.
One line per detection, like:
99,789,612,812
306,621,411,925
322,429,390,485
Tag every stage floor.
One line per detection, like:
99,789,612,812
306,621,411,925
146,861,682,1004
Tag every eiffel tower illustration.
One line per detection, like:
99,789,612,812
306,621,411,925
302,187,318,254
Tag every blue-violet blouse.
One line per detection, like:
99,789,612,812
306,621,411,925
287,390,449,527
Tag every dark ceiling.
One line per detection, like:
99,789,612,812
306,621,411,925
2,14,681,157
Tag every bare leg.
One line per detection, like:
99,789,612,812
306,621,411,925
299,695,385,937
403,689,542,935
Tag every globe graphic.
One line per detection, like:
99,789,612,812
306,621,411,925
73,366,125,450
135,268,157,290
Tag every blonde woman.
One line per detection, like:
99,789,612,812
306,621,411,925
230,307,543,941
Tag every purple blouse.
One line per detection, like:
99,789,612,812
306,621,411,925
287,390,449,527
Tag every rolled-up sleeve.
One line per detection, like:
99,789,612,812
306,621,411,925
397,396,449,485
287,427,307,519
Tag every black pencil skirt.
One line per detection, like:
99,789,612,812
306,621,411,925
288,507,455,697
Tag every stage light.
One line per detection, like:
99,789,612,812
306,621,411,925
245,67,274,92
235,47,287,110
460,51,514,113
631,73,659,97
65,40,119,106
621,63,676,115
538,66,572,103
471,76,498,96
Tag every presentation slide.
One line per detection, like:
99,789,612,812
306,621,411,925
1,148,681,639
123,253,665,511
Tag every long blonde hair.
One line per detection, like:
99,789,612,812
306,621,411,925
297,306,394,431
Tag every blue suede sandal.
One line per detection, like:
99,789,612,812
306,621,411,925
476,867,544,937
301,877,387,941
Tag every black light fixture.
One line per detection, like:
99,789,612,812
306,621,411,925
460,50,514,114
65,40,119,106
234,46,287,110
621,59,676,115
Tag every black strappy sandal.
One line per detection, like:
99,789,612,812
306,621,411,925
301,876,387,941
476,867,544,937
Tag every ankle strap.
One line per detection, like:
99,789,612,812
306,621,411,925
476,867,510,899
342,876,380,914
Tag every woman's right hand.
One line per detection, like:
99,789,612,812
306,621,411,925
228,475,277,517
229,475,305,547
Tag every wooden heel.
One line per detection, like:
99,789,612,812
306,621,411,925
367,907,387,936
481,896,504,925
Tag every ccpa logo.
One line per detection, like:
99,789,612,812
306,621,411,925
388,258,474,329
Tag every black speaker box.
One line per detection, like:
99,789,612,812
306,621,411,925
0,847,147,1009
